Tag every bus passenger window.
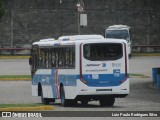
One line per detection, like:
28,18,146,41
51,48,56,68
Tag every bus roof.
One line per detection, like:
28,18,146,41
32,38,127,47
106,25,130,30
32,35,126,47
39,38,55,42
58,35,104,41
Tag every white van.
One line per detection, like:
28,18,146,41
105,25,132,56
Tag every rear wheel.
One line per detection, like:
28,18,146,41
40,88,55,104
60,86,77,107
41,90,49,104
60,86,69,106
81,100,89,105
99,97,115,107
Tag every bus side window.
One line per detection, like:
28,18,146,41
51,48,57,68
65,47,75,68
48,48,52,68
50,46,75,69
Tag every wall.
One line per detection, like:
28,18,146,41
0,0,160,52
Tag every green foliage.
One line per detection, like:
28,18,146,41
0,0,5,19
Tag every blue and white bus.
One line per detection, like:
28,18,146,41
29,35,129,107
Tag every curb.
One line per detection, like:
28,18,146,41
0,106,54,111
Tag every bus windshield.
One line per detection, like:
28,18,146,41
83,43,123,61
106,30,129,42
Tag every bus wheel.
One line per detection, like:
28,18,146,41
41,90,49,105
99,97,115,107
60,86,69,107
81,100,88,105
60,86,77,106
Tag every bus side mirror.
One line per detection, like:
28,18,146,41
29,57,32,65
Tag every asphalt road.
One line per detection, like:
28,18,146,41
0,56,160,119
0,59,30,75
129,56,160,77
0,77,160,111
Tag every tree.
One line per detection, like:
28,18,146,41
0,0,4,19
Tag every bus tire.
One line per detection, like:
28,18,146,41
99,97,115,107
81,100,88,105
60,86,70,107
41,89,49,105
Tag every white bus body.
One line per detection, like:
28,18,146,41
105,25,132,56
58,34,104,41
30,35,129,107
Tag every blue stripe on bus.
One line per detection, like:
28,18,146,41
58,75,77,86
32,73,58,98
32,74,52,85
51,69,58,98
33,73,127,87
32,69,77,98
81,74,127,87
32,72,127,97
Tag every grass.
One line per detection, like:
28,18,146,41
0,104,43,108
132,52,160,56
0,104,54,111
0,74,149,80
0,75,31,80
0,75,31,79
0,56,30,59
129,73,150,78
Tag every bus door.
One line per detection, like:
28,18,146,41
80,42,127,87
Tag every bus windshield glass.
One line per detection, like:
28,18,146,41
106,30,129,42
84,43,123,61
